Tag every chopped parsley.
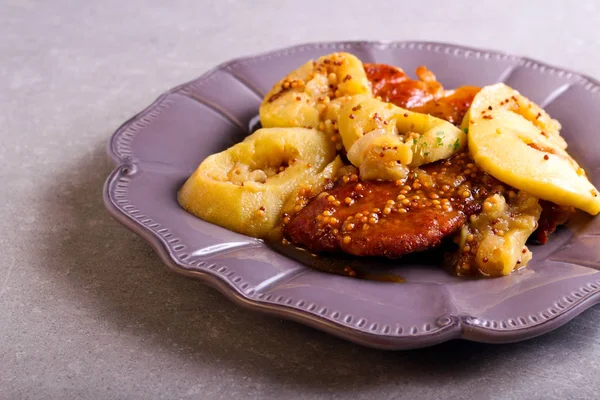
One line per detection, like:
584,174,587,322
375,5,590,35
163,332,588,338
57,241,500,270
412,138,417,145
424,152,430,156
462,127,469,134
436,131,444,136
436,137,443,147
452,138,460,151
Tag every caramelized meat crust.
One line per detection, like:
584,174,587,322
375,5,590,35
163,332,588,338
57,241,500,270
284,152,506,257
364,63,443,108
364,63,480,125
284,180,466,256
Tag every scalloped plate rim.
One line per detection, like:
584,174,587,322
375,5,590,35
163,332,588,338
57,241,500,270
103,40,600,350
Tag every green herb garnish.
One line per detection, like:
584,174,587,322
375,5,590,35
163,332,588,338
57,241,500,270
452,139,460,151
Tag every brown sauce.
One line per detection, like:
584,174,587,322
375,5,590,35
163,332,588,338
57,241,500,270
269,240,406,283
314,262,405,283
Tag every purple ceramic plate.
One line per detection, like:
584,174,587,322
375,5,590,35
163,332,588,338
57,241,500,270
104,41,600,350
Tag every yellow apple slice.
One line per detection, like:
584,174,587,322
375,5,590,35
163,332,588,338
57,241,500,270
464,83,566,150
259,52,371,129
336,95,466,170
453,192,541,277
346,129,411,181
178,127,337,238
468,108,600,215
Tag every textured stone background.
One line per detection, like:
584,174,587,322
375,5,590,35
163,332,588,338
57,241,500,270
2,1,600,399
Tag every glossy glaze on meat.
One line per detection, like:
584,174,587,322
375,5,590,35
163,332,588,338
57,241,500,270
364,63,480,125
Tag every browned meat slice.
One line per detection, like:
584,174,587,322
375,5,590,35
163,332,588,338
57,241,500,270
533,201,574,244
364,63,414,101
364,63,443,108
284,180,467,256
284,152,507,257
364,63,480,125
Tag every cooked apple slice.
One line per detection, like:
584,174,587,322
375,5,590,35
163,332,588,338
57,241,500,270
468,108,600,215
336,95,466,171
259,52,371,129
280,155,344,218
178,127,337,238
463,83,566,150
346,129,411,181
333,95,398,150
453,192,542,277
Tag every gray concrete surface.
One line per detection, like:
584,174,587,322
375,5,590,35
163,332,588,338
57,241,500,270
3,0,600,399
